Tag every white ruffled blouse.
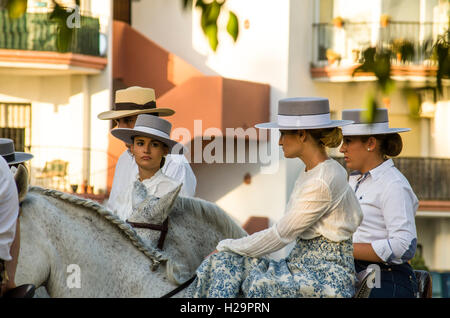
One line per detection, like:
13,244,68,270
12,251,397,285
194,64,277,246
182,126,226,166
217,159,363,258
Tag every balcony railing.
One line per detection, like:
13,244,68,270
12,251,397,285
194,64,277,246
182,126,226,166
312,21,448,68
0,9,101,56
333,156,450,201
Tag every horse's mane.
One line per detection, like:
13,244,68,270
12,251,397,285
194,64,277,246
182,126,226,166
25,186,166,270
174,196,247,239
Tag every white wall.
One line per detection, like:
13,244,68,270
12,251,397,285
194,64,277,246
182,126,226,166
132,0,294,223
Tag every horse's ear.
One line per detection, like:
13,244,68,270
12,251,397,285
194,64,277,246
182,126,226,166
132,180,150,211
13,164,29,203
151,184,182,222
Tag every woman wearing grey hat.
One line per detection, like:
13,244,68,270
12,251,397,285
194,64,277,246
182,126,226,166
110,114,186,221
0,139,35,298
186,97,363,298
339,108,419,298
100,86,197,218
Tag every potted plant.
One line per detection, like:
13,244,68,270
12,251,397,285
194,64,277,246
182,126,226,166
326,49,341,65
392,38,415,62
380,14,391,27
332,16,345,28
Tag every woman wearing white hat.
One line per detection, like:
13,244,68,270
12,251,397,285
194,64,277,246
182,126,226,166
339,108,419,298
111,114,186,221
99,86,197,217
0,139,35,298
186,97,363,298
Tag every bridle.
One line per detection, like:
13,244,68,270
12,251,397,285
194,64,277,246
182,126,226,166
126,217,196,297
126,217,169,250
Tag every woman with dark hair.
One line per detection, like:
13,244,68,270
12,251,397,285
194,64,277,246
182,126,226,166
339,108,419,298
186,97,363,298
111,114,185,221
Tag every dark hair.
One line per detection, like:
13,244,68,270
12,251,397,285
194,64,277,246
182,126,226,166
307,127,343,148
160,156,166,168
360,133,403,157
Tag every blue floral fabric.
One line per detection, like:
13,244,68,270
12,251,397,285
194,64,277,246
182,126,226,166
186,236,356,298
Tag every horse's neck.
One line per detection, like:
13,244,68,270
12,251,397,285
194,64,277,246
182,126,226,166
17,191,174,297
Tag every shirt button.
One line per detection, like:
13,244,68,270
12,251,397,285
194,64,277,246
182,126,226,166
359,196,362,200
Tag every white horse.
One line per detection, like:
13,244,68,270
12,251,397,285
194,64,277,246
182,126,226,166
13,166,246,297
128,181,247,284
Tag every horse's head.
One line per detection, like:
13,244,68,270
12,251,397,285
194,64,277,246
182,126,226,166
13,164,29,203
130,181,182,224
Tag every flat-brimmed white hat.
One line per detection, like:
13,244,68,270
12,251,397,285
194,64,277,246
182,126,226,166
97,86,175,120
0,138,33,165
255,97,353,130
341,108,410,136
111,114,184,154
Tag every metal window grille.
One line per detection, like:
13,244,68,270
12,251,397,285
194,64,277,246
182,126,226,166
0,103,32,152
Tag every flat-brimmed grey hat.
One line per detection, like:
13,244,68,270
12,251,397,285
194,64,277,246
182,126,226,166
0,138,33,165
341,108,410,136
111,114,184,154
255,97,353,130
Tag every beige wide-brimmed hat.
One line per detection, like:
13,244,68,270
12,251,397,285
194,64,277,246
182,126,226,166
111,114,184,154
0,138,33,165
341,108,410,136
97,86,175,120
255,97,354,130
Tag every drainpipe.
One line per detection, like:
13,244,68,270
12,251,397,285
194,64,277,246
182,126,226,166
82,75,91,189
420,117,430,157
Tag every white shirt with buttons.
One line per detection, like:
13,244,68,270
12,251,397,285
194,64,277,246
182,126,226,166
350,159,418,265
0,157,19,261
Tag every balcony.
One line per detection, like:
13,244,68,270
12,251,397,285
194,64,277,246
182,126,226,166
0,8,107,75
311,21,447,81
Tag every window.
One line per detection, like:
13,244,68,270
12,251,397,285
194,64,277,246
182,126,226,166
0,103,32,152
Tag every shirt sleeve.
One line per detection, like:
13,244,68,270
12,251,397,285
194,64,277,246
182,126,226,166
217,178,332,257
371,181,418,264
106,152,126,212
0,161,19,261
107,151,136,217
163,155,197,197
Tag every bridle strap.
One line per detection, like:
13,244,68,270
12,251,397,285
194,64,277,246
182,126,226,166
126,217,196,298
160,275,197,298
126,217,169,250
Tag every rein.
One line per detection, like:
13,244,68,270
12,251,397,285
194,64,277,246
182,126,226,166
126,217,169,250
126,216,195,297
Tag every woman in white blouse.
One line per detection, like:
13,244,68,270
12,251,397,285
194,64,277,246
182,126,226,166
340,108,419,298
186,97,363,298
110,114,185,221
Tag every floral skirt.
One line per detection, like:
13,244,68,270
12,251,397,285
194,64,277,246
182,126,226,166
185,236,356,298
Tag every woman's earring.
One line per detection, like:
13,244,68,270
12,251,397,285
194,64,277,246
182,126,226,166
367,148,371,151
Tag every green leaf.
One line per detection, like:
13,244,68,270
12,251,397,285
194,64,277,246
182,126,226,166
205,23,218,51
182,0,193,10
49,2,73,52
226,11,239,42
198,1,222,51
6,0,27,19
362,93,378,123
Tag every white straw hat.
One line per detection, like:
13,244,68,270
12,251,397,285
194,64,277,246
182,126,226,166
97,86,175,120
